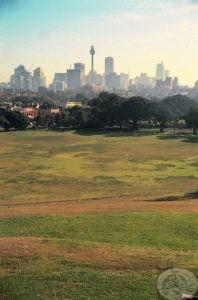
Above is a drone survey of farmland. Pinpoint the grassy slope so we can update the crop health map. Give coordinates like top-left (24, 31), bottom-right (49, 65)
top-left (0, 212), bottom-right (198, 250)
top-left (0, 129), bottom-right (197, 203)
top-left (0, 212), bottom-right (198, 299)
top-left (0, 130), bottom-right (197, 299)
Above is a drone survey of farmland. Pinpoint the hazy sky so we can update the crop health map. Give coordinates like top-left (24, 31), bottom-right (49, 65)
top-left (0, 0), bottom-right (198, 85)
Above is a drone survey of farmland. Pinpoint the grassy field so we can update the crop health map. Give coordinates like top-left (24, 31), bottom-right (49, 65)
top-left (0, 129), bottom-right (198, 299)
top-left (0, 212), bottom-right (198, 299)
top-left (0, 129), bottom-right (197, 204)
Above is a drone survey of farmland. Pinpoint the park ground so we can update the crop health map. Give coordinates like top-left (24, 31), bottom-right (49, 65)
top-left (0, 129), bottom-right (197, 299)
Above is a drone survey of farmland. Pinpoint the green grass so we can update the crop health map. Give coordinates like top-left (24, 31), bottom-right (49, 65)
top-left (0, 129), bottom-right (198, 299)
top-left (0, 129), bottom-right (198, 203)
top-left (0, 257), bottom-right (158, 300)
top-left (0, 212), bottom-right (198, 299)
top-left (0, 212), bottom-right (198, 250)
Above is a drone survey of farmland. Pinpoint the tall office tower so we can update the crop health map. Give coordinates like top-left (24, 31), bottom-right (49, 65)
top-left (105, 57), bottom-right (114, 76)
top-left (10, 65), bottom-right (32, 90)
top-left (165, 77), bottom-right (173, 88)
top-left (86, 71), bottom-right (103, 86)
top-left (172, 77), bottom-right (179, 88)
top-left (105, 72), bottom-right (120, 90)
top-left (128, 79), bottom-right (134, 88)
top-left (120, 73), bottom-right (129, 90)
top-left (194, 80), bottom-right (198, 89)
top-left (134, 73), bottom-right (150, 87)
top-left (156, 62), bottom-right (165, 80)
top-left (74, 63), bottom-right (85, 86)
top-left (165, 70), bottom-right (170, 79)
top-left (32, 67), bottom-right (46, 92)
top-left (67, 63), bottom-right (85, 90)
top-left (53, 73), bottom-right (67, 91)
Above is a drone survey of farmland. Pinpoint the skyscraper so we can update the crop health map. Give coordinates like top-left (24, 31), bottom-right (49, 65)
top-left (173, 77), bottom-right (179, 88)
top-left (67, 63), bottom-right (85, 89)
top-left (120, 73), bottom-right (129, 90)
top-left (86, 71), bottom-right (103, 86)
top-left (156, 62), bottom-right (165, 80)
top-left (105, 73), bottom-right (120, 90)
top-left (74, 63), bottom-right (85, 86)
top-left (33, 67), bottom-right (46, 92)
top-left (105, 57), bottom-right (114, 76)
top-left (10, 65), bottom-right (32, 90)
top-left (53, 73), bottom-right (67, 91)
top-left (165, 70), bottom-right (170, 79)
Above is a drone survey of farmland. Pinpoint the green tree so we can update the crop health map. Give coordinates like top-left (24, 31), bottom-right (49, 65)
top-left (10, 111), bottom-right (30, 130)
top-left (163, 95), bottom-right (195, 120)
top-left (35, 111), bottom-right (53, 128)
top-left (0, 109), bottom-right (29, 130)
top-left (88, 92), bottom-right (123, 128)
top-left (184, 104), bottom-right (198, 135)
top-left (121, 97), bottom-right (150, 130)
top-left (0, 109), bottom-right (11, 130)
top-left (68, 107), bottom-right (91, 128)
top-left (149, 102), bottom-right (173, 132)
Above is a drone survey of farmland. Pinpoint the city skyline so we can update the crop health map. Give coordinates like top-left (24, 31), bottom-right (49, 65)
top-left (0, 0), bottom-right (198, 86)
top-left (8, 57), bottom-right (178, 89)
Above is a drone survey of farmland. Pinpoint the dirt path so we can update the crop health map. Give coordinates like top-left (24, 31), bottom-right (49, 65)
top-left (0, 237), bottom-right (191, 273)
top-left (0, 196), bottom-right (197, 217)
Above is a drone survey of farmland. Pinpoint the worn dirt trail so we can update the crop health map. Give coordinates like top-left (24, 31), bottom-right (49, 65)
top-left (0, 196), bottom-right (197, 217)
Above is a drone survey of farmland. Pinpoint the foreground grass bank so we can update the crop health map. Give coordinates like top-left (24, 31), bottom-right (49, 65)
top-left (0, 129), bottom-right (197, 204)
top-left (0, 129), bottom-right (197, 299)
top-left (1, 212), bottom-right (198, 250)
top-left (0, 212), bottom-right (198, 299)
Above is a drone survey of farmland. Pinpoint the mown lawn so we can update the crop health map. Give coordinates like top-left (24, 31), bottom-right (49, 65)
top-left (0, 212), bottom-right (198, 299)
top-left (0, 212), bottom-right (198, 250)
top-left (0, 129), bottom-right (197, 299)
top-left (0, 129), bottom-right (197, 203)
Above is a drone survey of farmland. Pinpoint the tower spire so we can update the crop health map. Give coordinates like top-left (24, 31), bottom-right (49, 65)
top-left (90, 45), bottom-right (95, 72)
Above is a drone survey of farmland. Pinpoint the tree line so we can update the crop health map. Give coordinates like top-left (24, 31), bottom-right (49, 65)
top-left (0, 93), bottom-right (198, 134)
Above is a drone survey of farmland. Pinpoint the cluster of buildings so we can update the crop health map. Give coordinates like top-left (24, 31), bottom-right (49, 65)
top-left (1, 46), bottom-right (198, 99)
top-left (18, 107), bottom-right (61, 120)
top-left (9, 102), bottom-right (84, 122)
top-left (50, 48), bottom-right (130, 92)
top-left (130, 63), bottom-right (178, 90)
top-left (6, 47), bottom-right (131, 92)
top-left (10, 65), bottom-right (46, 92)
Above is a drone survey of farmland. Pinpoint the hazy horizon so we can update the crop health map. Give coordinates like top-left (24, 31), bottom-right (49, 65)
top-left (0, 0), bottom-right (198, 86)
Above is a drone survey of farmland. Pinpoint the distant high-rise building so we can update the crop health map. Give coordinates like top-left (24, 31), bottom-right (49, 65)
top-left (120, 73), bottom-right (129, 90)
top-left (128, 79), bottom-right (134, 88)
top-left (10, 65), bottom-right (32, 90)
top-left (105, 57), bottom-right (114, 76)
top-left (156, 62), bottom-right (165, 81)
top-left (194, 80), bottom-right (198, 89)
top-left (165, 70), bottom-right (170, 78)
top-left (53, 73), bottom-right (67, 91)
top-left (165, 77), bottom-right (173, 88)
top-left (105, 72), bottom-right (120, 90)
top-left (134, 73), bottom-right (150, 87)
top-left (173, 77), bottom-right (179, 87)
top-left (74, 63), bottom-right (85, 86)
top-left (86, 71), bottom-right (102, 86)
top-left (67, 63), bottom-right (85, 89)
top-left (104, 57), bottom-right (115, 88)
top-left (156, 79), bottom-right (164, 89)
top-left (33, 67), bottom-right (46, 92)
